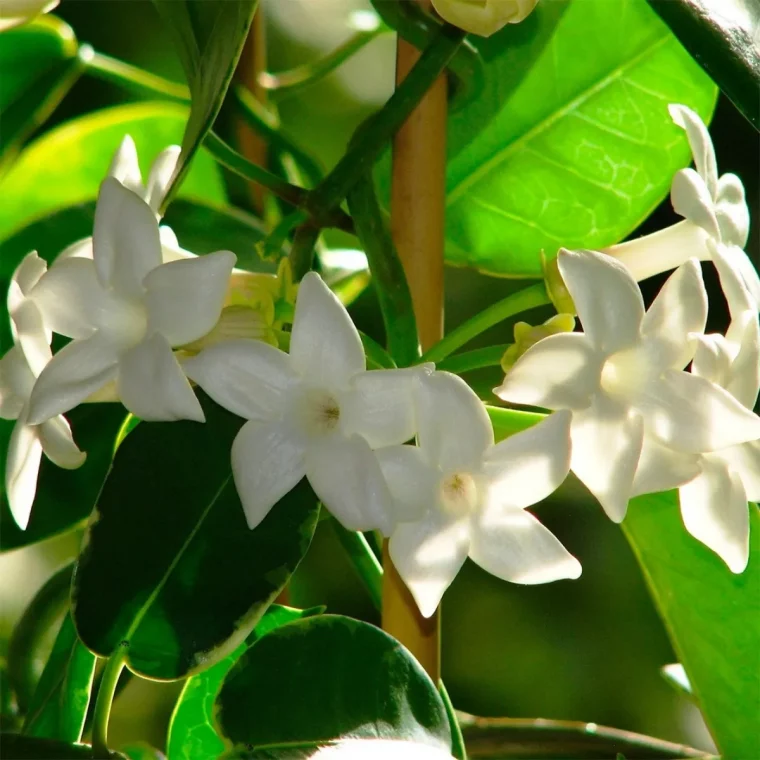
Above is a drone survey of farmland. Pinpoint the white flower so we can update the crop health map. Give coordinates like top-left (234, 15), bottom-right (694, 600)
top-left (380, 371), bottom-right (580, 618)
top-left (26, 178), bottom-right (235, 425)
top-left (0, 0), bottom-right (59, 32)
top-left (604, 104), bottom-right (759, 307)
top-left (184, 272), bottom-right (430, 535)
top-left (313, 740), bottom-right (455, 759)
top-left (0, 252), bottom-right (84, 529)
top-left (495, 249), bottom-right (760, 523)
top-left (431, 0), bottom-right (538, 37)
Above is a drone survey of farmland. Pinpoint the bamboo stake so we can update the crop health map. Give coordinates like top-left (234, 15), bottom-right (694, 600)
top-left (383, 0), bottom-right (448, 681)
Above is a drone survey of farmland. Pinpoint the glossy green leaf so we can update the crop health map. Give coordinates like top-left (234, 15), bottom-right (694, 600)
top-left (0, 17), bottom-right (83, 170)
top-left (153, 0), bottom-right (258, 205)
top-left (167, 605), bottom-right (321, 760)
top-left (72, 393), bottom-right (320, 680)
top-left (647, 0), bottom-right (760, 129)
top-left (0, 404), bottom-right (127, 553)
top-left (445, 0), bottom-right (718, 277)
top-left (22, 614), bottom-right (96, 743)
top-left (0, 102), bottom-right (226, 243)
top-left (215, 614), bottom-right (451, 752)
top-left (623, 493), bottom-right (760, 758)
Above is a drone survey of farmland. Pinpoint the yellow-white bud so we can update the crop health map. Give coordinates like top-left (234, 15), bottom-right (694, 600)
top-left (431, 0), bottom-right (539, 37)
top-left (501, 312), bottom-right (576, 372)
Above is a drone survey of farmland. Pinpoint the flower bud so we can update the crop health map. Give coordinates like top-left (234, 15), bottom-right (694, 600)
top-left (501, 312), bottom-right (576, 372)
top-left (0, 0), bottom-right (59, 31)
top-left (431, 0), bottom-right (538, 37)
top-left (542, 250), bottom-right (576, 315)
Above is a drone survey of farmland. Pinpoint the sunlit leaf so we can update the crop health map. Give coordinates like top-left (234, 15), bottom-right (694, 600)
top-left (72, 393), bottom-right (320, 680)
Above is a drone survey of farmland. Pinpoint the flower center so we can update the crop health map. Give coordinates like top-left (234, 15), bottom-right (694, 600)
top-left (440, 472), bottom-right (479, 517)
top-left (300, 388), bottom-right (342, 437)
top-left (600, 345), bottom-right (657, 402)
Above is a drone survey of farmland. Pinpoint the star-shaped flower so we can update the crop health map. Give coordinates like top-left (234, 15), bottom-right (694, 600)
top-left (184, 272), bottom-right (431, 535)
top-left (0, 252), bottom-right (85, 529)
top-left (380, 371), bottom-right (580, 618)
top-left (26, 178), bottom-right (236, 425)
top-left (495, 249), bottom-right (760, 522)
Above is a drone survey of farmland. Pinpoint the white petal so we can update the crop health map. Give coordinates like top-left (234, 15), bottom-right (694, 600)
top-left (341, 365), bottom-right (432, 449)
top-left (27, 332), bottom-right (119, 425)
top-left (557, 249), bottom-right (645, 353)
top-left (671, 169), bottom-right (720, 240)
top-left (107, 135), bottom-right (142, 193)
top-left (306, 434), bottom-right (395, 535)
top-left (54, 237), bottom-right (94, 263)
top-left (10, 299), bottom-right (51, 378)
top-left (483, 410), bottom-right (572, 511)
top-left (376, 444), bottom-right (437, 524)
top-left (570, 396), bottom-right (644, 522)
top-left (9, 251), bottom-right (47, 307)
top-left (471, 507), bottom-right (581, 585)
top-left (183, 339), bottom-right (297, 421)
top-left (159, 226), bottom-right (195, 262)
top-left (721, 440), bottom-right (760, 502)
top-left (669, 104), bottom-right (718, 199)
top-left (679, 457), bottom-right (749, 573)
top-left (289, 272), bottom-right (364, 390)
top-left (494, 332), bottom-right (602, 411)
top-left (640, 259), bottom-right (707, 370)
top-left (231, 418), bottom-right (308, 530)
top-left (389, 510), bottom-right (470, 618)
top-left (714, 244), bottom-right (760, 315)
top-left (630, 435), bottom-right (701, 497)
top-left (691, 334), bottom-right (733, 387)
top-left (38, 415), bottom-right (86, 469)
top-left (0, 347), bottom-right (31, 419)
top-left (118, 334), bottom-right (204, 422)
top-left (639, 370), bottom-right (760, 453)
top-left (92, 178), bottom-right (162, 297)
top-left (145, 146), bottom-right (181, 212)
top-left (725, 314), bottom-right (760, 410)
top-left (416, 371), bottom-right (492, 473)
top-left (313, 739), bottom-right (455, 760)
top-left (5, 410), bottom-right (43, 530)
top-left (715, 173), bottom-right (750, 248)
top-left (144, 251), bottom-right (236, 346)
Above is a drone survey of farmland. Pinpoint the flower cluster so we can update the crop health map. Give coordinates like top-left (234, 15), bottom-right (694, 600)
top-left (1, 104), bottom-right (758, 618)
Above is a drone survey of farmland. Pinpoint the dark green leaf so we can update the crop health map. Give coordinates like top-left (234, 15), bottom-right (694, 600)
top-left (0, 17), bottom-right (83, 170)
top-left (623, 493), bottom-right (760, 758)
top-left (0, 404), bottom-right (127, 552)
top-left (23, 614), bottom-right (96, 743)
top-left (215, 614), bottom-right (451, 752)
top-left (647, 0), bottom-right (760, 129)
top-left (0, 102), bottom-right (226, 244)
top-left (72, 393), bottom-right (319, 680)
top-left (153, 0), bottom-right (259, 206)
top-left (0, 734), bottom-right (126, 759)
top-left (444, 0), bottom-right (717, 277)
top-left (167, 605), bottom-right (322, 760)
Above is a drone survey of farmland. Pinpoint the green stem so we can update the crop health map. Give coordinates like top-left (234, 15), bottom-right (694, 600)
top-left (261, 29), bottom-right (386, 96)
top-left (90, 646), bottom-right (127, 759)
top-left (7, 563), bottom-right (74, 712)
top-left (306, 23), bottom-right (466, 219)
top-left (347, 175), bottom-right (419, 367)
top-left (439, 681), bottom-right (467, 760)
top-left (288, 223), bottom-right (321, 281)
top-left (438, 345), bottom-right (509, 375)
top-left (420, 283), bottom-right (550, 365)
top-left (330, 518), bottom-right (383, 611)
top-left (81, 48), bottom-right (189, 103)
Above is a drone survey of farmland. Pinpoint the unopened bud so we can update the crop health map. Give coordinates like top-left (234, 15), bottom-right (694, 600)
top-left (542, 250), bottom-right (576, 315)
top-left (501, 313), bottom-right (576, 372)
top-left (431, 0), bottom-right (539, 37)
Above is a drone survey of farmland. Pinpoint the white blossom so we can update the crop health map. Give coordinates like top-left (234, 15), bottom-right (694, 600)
top-left (381, 371), bottom-right (580, 618)
top-left (0, 252), bottom-right (84, 529)
top-left (26, 178), bottom-right (235, 425)
top-left (431, 0), bottom-right (538, 37)
top-left (495, 249), bottom-right (760, 523)
top-left (605, 104), bottom-right (759, 308)
top-left (184, 272), bottom-right (431, 535)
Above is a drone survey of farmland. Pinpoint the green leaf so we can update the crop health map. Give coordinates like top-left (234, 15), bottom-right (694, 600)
top-left (623, 493), bottom-right (760, 758)
top-left (646, 0), bottom-right (760, 129)
top-left (215, 614), bottom-right (451, 752)
top-left (152, 0), bottom-right (259, 206)
top-left (23, 614), bottom-right (96, 743)
top-left (0, 734), bottom-right (126, 759)
top-left (0, 17), bottom-right (83, 171)
top-left (0, 404), bottom-right (127, 553)
top-left (167, 605), bottom-right (322, 760)
top-left (72, 393), bottom-right (319, 680)
top-left (0, 102), bottom-right (226, 244)
top-left (444, 0), bottom-right (717, 277)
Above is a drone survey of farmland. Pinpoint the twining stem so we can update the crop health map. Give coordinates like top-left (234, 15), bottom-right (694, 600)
top-left (7, 563), bottom-right (74, 712)
top-left (330, 519), bottom-right (383, 611)
top-left (420, 282), bottom-right (551, 364)
top-left (383, 0), bottom-right (449, 682)
top-left (90, 645), bottom-right (128, 759)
